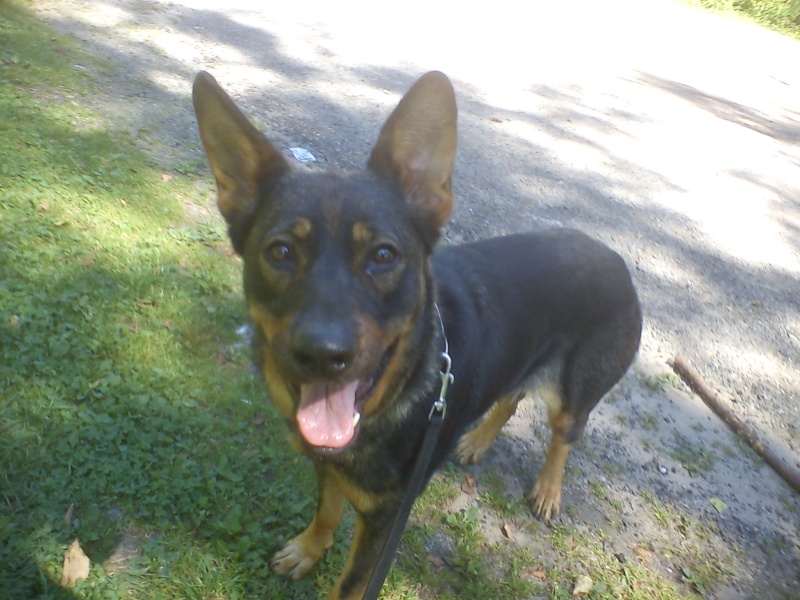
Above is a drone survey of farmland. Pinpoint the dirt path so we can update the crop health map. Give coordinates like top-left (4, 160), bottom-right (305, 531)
top-left (31, 0), bottom-right (800, 597)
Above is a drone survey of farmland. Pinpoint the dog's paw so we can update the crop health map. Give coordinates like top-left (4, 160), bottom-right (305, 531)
top-left (271, 534), bottom-right (326, 580)
top-left (526, 479), bottom-right (562, 522)
top-left (455, 429), bottom-right (491, 465)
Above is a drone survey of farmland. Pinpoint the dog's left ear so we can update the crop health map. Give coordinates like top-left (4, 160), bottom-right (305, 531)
top-left (368, 72), bottom-right (457, 238)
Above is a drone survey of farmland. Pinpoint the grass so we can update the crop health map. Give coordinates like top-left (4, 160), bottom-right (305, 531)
top-left (0, 3), bottom-right (750, 599)
top-left (685, 0), bottom-right (800, 39)
top-left (669, 432), bottom-right (716, 475)
top-left (640, 372), bottom-right (681, 393)
top-left (0, 3), bottom-right (324, 598)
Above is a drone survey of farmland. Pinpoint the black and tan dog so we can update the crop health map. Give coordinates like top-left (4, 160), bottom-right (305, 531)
top-left (193, 71), bottom-right (642, 599)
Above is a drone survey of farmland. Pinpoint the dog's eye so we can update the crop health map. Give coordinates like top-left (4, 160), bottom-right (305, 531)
top-left (369, 244), bottom-right (398, 267)
top-left (265, 241), bottom-right (294, 265)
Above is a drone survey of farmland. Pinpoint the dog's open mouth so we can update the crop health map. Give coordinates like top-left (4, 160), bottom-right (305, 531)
top-left (295, 354), bottom-right (389, 451)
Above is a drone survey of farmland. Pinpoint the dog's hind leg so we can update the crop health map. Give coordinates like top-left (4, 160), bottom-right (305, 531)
top-left (271, 465), bottom-right (345, 580)
top-left (528, 303), bottom-right (642, 520)
top-left (456, 392), bottom-right (524, 465)
top-left (526, 383), bottom-right (575, 521)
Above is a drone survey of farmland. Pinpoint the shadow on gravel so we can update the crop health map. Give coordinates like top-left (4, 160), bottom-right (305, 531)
top-left (637, 71), bottom-right (800, 145)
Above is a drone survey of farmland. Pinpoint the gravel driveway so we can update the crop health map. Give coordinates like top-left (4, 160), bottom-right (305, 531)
top-left (32, 0), bottom-right (800, 596)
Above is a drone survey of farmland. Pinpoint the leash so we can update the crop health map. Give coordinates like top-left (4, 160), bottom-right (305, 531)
top-left (362, 304), bottom-right (453, 600)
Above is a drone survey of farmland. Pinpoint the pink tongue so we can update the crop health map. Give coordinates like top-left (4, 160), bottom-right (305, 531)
top-left (297, 380), bottom-right (360, 448)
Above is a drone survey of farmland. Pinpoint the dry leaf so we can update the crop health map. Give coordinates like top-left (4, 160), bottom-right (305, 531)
top-left (501, 522), bottom-right (514, 540)
top-left (160, 173), bottom-right (173, 183)
top-left (252, 414), bottom-right (265, 426)
top-left (461, 474), bottom-right (477, 495)
top-left (531, 569), bottom-right (547, 579)
top-left (572, 574), bottom-right (593, 596)
top-left (710, 497), bottom-right (728, 514)
top-left (61, 539), bottom-right (90, 586)
top-left (427, 554), bottom-right (445, 569)
top-left (522, 568), bottom-right (547, 580)
top-left (64, 504), bottom-right (75, 527)
top-left (633, 546), bottom-right (655, 564)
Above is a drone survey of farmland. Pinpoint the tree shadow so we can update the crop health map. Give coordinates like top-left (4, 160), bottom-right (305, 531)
top-left (635, 71), bottom-right (800, 145)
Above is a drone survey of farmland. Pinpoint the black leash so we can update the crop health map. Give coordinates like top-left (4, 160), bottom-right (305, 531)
top-left (362, 305), bottom-right (453, 600)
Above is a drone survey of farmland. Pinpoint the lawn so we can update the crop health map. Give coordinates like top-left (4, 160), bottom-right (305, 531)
top-left (0, 4), bottom-right (329, 598)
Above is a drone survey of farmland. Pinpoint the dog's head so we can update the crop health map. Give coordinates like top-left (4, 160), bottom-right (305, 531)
top-left (193, 72), bottom-right (457, 454)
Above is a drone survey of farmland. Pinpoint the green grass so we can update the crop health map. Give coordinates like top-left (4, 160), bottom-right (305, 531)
top-left (669, 433), bottom-right (716, 475)
top-left (686, 0), bottom-right (800, 39)
top-left (0, 4), bottom-right (324, 598)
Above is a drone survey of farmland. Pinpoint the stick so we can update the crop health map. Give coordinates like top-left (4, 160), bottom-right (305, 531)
top-left (671, 354), bottom-right (800, 494)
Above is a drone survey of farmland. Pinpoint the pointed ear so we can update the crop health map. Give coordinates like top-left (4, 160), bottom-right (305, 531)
top-left (192, 71), bottom-right (290, 253)
top-left (367, 71), bottom-right (457, 236)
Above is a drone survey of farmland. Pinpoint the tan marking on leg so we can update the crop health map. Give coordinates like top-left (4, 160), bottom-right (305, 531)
top-left (526, 431), bottom-right (571, 521)
top-left (527, 385), bottom-right (574, 520)
top-left (456, 393), bottom-right (522, 465)
top-left (271, 475), bottom-right (345, 580)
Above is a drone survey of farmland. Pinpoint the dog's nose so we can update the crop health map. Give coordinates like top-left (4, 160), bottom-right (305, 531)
top-left (291, 323), bottom-right (356, 379)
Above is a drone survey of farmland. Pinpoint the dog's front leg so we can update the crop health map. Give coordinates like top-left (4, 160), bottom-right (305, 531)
top-left (328, 507), bottom-right (395, 600)
top-left (272, 464), bottom-right (345, 580)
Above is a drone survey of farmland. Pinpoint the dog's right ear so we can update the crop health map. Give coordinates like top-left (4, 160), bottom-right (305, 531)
top-left (193, 71), bottom-right (290, 254)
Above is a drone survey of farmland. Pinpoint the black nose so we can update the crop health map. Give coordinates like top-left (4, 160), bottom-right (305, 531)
top-left (291, 321), bottom-right (356, 379)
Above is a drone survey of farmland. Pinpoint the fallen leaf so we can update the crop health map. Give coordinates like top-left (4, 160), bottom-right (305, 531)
top-left (501, 522), bottom-right (514, 540)
top-left (461, 474), bottom-right (477, 495)
top-left (64, 504), bottom-right (74, 527)
top-left (8, 315), bottom-right (20, 328)
top-left (523, 568), bottom-right (547, 580)
top-left (252, 414), bottom-right (264, 426)
top-left (710, 497), bottom-right (727, 514)
top-left (61, 539), bottom-right (90, 586)
top-left (40, 201), bottom-right (50, 212)
top-left (633, 546), bottom-right (655, 564)
top-left (572, 574), bottom-right (593, 596)
top-left (160, 173), bottom-right (173, 183)
top-left (427, 554), bottom-right (445, 569)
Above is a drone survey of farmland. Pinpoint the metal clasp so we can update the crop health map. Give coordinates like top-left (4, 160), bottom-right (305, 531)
top-left (430, 351), bottom-right (453, 421)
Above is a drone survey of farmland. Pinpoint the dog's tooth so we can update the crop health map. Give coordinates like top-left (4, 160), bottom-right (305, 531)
top-left (353, 412), bottom-right (361, 427)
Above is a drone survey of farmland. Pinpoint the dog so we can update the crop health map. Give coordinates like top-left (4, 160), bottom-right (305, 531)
top-left (193, 70), bottom-right (642, 600)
